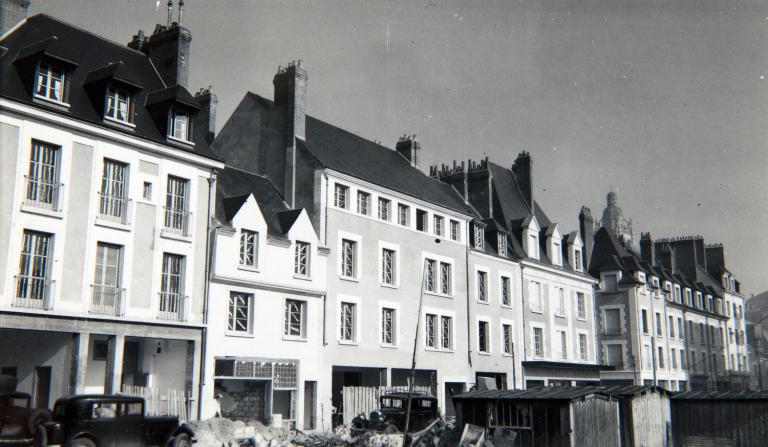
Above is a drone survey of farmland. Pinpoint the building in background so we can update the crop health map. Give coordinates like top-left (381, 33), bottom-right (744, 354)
top-left (0, 10), bottom-right (222, 417)
top-left (746, 291), bottom-right (768, 390)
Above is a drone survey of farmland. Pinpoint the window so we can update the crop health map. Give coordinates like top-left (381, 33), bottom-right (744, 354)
top-left (556, 288), bottom-right (566, 316)
top-left (99, 159), bottom-right (129, 223)
top-left (92, 243), bottom-right (122, 314)
top-left (503, 324), bottom-right (513, 354)
top-left (398, 204), bottom-right (409, 226)
top-left (576, 292), bottom-right (586, 319)
top-left (604, 309), bottom-right (621, 334)
top-left (498, 234), bottom-right (508, 257)
top-left (425, 259), bottom-right (436, 292)
top-left (607, 344), bottom-right (623, 367)
top-left (294, 241), bottom-right (310, 276)
top-left (340, 302), bottom-right (356, 341)
top-left (641, 309), bottom-right (649, 334)
top-left (426, 313), bottom-right (437, 348)
top-left (105, 85), bottom-right (131, 123)
top-left (93, 340), bottom-right (108, 361)
top-left (228, 292), bottom-right (252, 333)
top-left (441, 316), bottom-right (453, 349)
top-left (340, 239), bottom-right (357, 278)
top-left (668, 316), bottom-right (675, 338)
top-left (671, 348), bottom-right (677, 369)
top-left (699, 323), bottom-right (705, 343)
top-left (416, 209), bottom-right (428, 231)
top-left (603, 274), bottom-right (618, 292)
top-left (559, 330), bottom-right (568, 359)
top-left (239, 230), bottom-right (258, 267)
top-left (382, 248), bottom-right (396, 285)
top-left (579, 334), bottom-right (588, 360)
top-left (425, 258), bottom-right (451, 295)
top-left (552, 242), bottom-right (562, 266)
top-left (688, 321), bottom-right (695, 343)
top-left (142, 181), bottom-right (152, 200)
top-left (477, 271), bottom-right (488, 302)
top-left (473, 224), bottom-right (485, 249)
top-left (284, 299), bottom-right (306, 338)
top-left (678, 318), bottom-right (684, 339)
top-left (501, 276), bottom-right (511, 306)
top-left (574, 250), bottom-right (582, 271)
top-left (529, 281), bottom-right (542, 312)
top-left (15, 230), bottom-right (53, 306)
top-left (440, 262), bottom-right (451, 295)
top-left (680, 349), bottom-right (686, 369)
top-left (434, 216), bottom-right (443, 236)
top-left (357, 191), bottom-right (370, 215)
top-left (658, 347), bottom-right (665, 368)
top-left (528, 234), bottom-right (539, 259)
top-left (35, 62), bottom-right (66, 102)
top-left (378, 198), bottom-right (391, 221)
top-left (25, 141), bottom-right (61, 210)
top-left (450, 220), bottom-right (460, 241)
top-left (533, 327), bottom-right (544, 357)
top-left (164, 176), bottom-right (189, 235)
top-left (334, 184), bottom-right (349, 209)
top-left (478, 321), bottom-right (490, 353)
top-left (169, 109), bottom-right (191, 142)
top-left (655, 312), bottom-right (663, 336)
top-left (381, 307), bottom-right (396, 345)
top-left (159, 253), bottom-right (185, 320)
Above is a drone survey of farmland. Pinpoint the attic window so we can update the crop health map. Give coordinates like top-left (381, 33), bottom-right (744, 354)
top-left (552, 242), bottom-right (562, 266)
top-left (473, 224), bottom-right (484, 250)
top-left (416, 209), bottom-right (427, 232)
top-left (35, 62), bottom-right (67, 104)
top-left (497, 234), bottom-right (507, 257)
top-left (169, 109), bottom-right (191, 142)
top-left (528, 234), bottom-right (539, 259)
top-left (574, 249), bottom-right (582, 271)
top-left (105, 85), bottom-right (132, 124)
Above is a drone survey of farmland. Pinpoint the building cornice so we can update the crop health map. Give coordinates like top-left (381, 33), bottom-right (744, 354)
top-left (211, 273), bottom-right (325, 297)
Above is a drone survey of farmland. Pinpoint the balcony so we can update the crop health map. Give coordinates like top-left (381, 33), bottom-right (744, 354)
top-left (22, 175), bottom-right (63, 213)
top-left (603, 327), bottom-right (623, 335)
top-left (97, 192), bottom-right (132, 226)
top-left (90, 284), bottom-right (125, 316)
top-left (157, 292), bottom-right (188, 322)
top-left (162, 207), bottom-right (191, 238)
top-left (13, 275), bottom-right (54, 310)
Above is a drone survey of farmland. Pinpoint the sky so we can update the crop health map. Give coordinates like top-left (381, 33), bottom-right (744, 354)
top-left (29, 0), bottom-right (768, 295)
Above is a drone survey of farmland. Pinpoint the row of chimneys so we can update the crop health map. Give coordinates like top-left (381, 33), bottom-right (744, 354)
top-left (640, 231), bottom-right (728, 279)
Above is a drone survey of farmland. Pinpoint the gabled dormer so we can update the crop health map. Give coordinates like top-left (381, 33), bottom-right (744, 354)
top-left (522, 214), bottom-right (540, 260)
top-left (544, 224), bottom-right (563, 267)
top-left (223, 193), bottom-right (268, 272)
top-left (566, 231), bottom-right (584, 272)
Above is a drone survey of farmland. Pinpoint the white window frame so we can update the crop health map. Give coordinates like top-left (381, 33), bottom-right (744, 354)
top-left (356, 190), bottom-right (370, 215)
top-left (35, 61), bottom-right (67, 104)
top-left (555, 287), bottom-right (566, 317)
top-left (422, 252), bottom-right (454, 297)
top-left (338, 232), bottom-right (361, 280)
top-left (501, 320), bottom-right (514, 356)
top-left (476, 268), bottom-right (489, 303)
top-left (558, 329), bottom-right (568, 360)
top-left (450, 220), bottom-right (460, 241)
top-left (477, 317), bottom-right (491, 354)
top-left (284, 298), bottom-right (307, 339)
top-left (532, 325), bottom-right (545, 358)
top-left (338, 295), bottom-right (361, 344)
top-left (397, 203), bottom-right (410, 226)
top-left (499, 274), bottom-right (512, 307)
top-left (577, 331), bottom-right (589, 361)
top-left (576, 291), bottom-right (587, 320)
top-left (105, 85), bottom-right (132, 124)
top-left (423, 307), bottom-right (456, 352)
top-left (379, 301), bottom-right (400, 347)
top-left (334, 183), bottom-right (349, 209)
top-left (378, 197), bottom-right (391, 221)
top-left (434, 215), bottom-right (443, 237)
top-left (379, 241), bottom-right (399, 287)
top-left (239, 229), bottom-right (258, 269)
top-left (168, 109), bottom-right (191, 142)
top-left (227, 291), bottom-right (253, 335)
top-left (529, 280), bottom-right (543, 313)
top-left (294, 241), bottom-right (311, 278)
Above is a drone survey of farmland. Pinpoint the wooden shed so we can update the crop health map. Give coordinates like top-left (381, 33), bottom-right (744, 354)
top-left (600, 385), bottom-right (671, 447)
top-left (451, 387), bottom-right (621, 447)
top-left (671, 390), bottom-right (768, 447)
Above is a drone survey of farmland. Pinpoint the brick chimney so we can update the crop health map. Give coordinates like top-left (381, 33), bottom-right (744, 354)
top-left (512, 151), bottom-right (534, 212)
top-left (579, 206), bottom-right (594, 269)
top-left (135, 23), bottom-right (192, 88)
top-left (0, 0), bottom-right (29, 37)
top-left (273, 61), bottom-right (307, 207)
top-left (640, 232), bottom-right (655, 265)
top-left (194, 87), bottom-right (217, 145)
top-left (705, 244), bottom-right (726, 271)
top-left (396, 135), bottom-right (421, 169)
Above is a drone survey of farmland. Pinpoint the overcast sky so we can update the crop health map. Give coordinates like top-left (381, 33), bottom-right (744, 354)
top-left (30, 0), bottom-right (768, 295)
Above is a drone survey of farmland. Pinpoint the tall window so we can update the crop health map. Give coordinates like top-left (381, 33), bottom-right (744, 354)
top-left (503, 324), bottom-right (513, 354)
top-left (382, 248), bottom-right (396, 285)
top-left (92, 242), bottom-right (122, 314)
top-left (416, 209), bottom-right (428, 231)
top-left (641, 309), bottom-right (649, 333)
top-left (576, 292), bottom-right (586, 319)
top-left (529, 281), bottom-right (542, 312)
top-left (655, 312), bottom-right (663, 336)
top-left (559, 330), bottom-right (568, 359)
top-left (378, 198), bottom-right (391, 221)
top-left (169, 109), bottom-right (190, 141)
top-left (671, 348), bottom-right (677, 369)
top-left (557, 288), bottom-right (566, 316)
top-left (340, 239), bottom-right (357, 278)
top-left (26, 141), bottom-right (61, 209)
top-left (501, 276), bottom-right (511, 306)
top-left (528, 234), bottom-right (539, 259)
top-left (340, 302), bottom-right (356, 341)
top-left (552, 242), bottom-right (562, 266)
top-left (533, 327), bottom-right (544, 357)
top-left (99, 159), bottom-right (128, 223)
top-left (105, 85), bottom-right (131, 123)
top-left (574, 250), bottom-right (582, 271)
top-left (473, 224), bottom-right (485, 249)
top-left (381, 307), bottom-right (395, 345)
top-left (498, 235), bottom-right (507, 256)
top-left (688, 321), bottom-right (695, 343)
top-left (398, 204), bottom-right (409, 226)
top-left (477, 271), bottom-right (488, 302)
top-left (294, 241), bottom-right (310, 276)
top-left (668, 316), bottom-right (675, 338)
top-left (434, 216), bottom-right (443, 236)
top-left (478, 321), bottom-right (489, 353)
top-left (607, 345), bottom-right (623, 367)
top-left (239, 230), bottom-right (258, 267)
top-left (440, 261), bottom-right (452, 295)
top-left (159, 253), bottom-right (185, 320)
top-left (441, 316), bottom-right (453, 349)
top-left (228, 292), bottom-right (252, 333)
top-left (426, 313), bottom-right (437, 348)
top-left (284, 299), bottom-right (306, 337)
top-left (425, 259), bottom-right (436, 292)
top-left (579, 334), bottom-right (588, 360)
top-left (450, 220), bottom-right (460, 241)
top-left (357, 191), bottom-right (370, 215)
top-left (164, 176), bottom-right (189, 234)
top-left (658, 347), bottom-right (665, 368)
top-left (35, 62), bottom-right (65, 102)
top-left (15, 230), bottom-right (53, 306)
top-left (424, 259), bottom-right (451, 295)
top-left (678, 318), bottom-right (684, 340)
top-left (334, 184), bottom-right (349, 209)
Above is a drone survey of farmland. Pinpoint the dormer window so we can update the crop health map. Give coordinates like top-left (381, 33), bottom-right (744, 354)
top-left (552, 242), bottom-right (562, 266)
top-left (574, 249), bottom-right (582, 271)
top-left (497, 234), bottom-right (507, 257)
top-left (169, 109), bottom-right (190, 142)
top-left (35, 62), bottom-right (66, 103)
top-left (105, 85), bottom-right (132, 123)
top-left (696, 292), bottom-right (703, 309)
top-left (473, 223), bottom-right (485, 249)
top-left (528, 234), bottom-right (539, 259)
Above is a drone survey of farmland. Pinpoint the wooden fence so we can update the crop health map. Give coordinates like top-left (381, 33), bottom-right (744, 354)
top-left (341, 385), bottom-right (433, 426)
top-left (121, 385), bottom-right (189, 421)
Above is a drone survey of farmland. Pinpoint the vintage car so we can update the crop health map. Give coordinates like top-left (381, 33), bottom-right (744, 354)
top-left (351, 392), bottom-right (439, 434)
top-left (44, 395), bottom-right (195, 447)
top-left (0, 392), bottom-right (51, 447)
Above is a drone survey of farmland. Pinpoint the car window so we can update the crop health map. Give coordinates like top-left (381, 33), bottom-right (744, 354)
top-left (419, 399), bottom-right (434, 409)
top-left (120, 402), bottom-right (143, 417)
top-left (53, 403), bottom-right (66, 418)
top-left (9, 396), bottom-right (29, 409)
top-left (91, 402), bottom-right (118, 419)
top-left (381, 397), bottom-right (403, 409)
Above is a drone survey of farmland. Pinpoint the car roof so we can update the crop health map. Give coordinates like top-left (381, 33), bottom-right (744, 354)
top-left (56, 394), bottom-right (144, 405)
top-left (381, 392), bottom-right (436, 400)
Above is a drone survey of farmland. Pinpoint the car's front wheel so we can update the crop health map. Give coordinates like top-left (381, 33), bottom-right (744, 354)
top-left (168, 432), bottom-right (192, 447)
top-left (67, 437), bottom-right (96, 447)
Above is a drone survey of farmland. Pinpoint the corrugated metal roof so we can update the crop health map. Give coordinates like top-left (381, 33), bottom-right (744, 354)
top-left (453, 385), bottom-right (668, 402)
top-left (672, 390), bottom-right (768, 401)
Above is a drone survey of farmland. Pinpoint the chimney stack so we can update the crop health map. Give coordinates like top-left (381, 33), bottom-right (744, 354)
top-left (137, 22), bottom-right (192, 88)
top-left (396, 134), bottom-right (421, 169)
top-left (0, 0), bottom-right (30, 37)
top-left (273, 61), bottom-right (308, 207)
top-left (512, 151), bottom-right (534, 212)
top-left (640, 232), bottom-right (655, 265)
top-left (578, 206), bottom-right (594, 269)
top-left (194, 87), bottom-right (217, 145)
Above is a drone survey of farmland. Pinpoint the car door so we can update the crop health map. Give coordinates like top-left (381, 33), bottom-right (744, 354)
top-left (87, 402), bottom-right (118, 447)
top-left (114, 401), bottom-right (145, 447)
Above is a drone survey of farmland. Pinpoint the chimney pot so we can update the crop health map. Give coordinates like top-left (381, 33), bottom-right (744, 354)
top-left (395, 134), bottom-right (421, 169)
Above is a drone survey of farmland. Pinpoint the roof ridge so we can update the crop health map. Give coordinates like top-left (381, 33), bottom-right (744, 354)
top-left (222, 166), bottom-right (290, 209)
top-left (31, 13), bottom-right (150, 58)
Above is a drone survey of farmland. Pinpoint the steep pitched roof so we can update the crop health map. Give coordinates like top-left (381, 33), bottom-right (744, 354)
top-left (0, 14), bottom-right (217, 159)
top-left (487, 161), bottom-right (551, 229)
top-left (215, 167), bottom-right (290, 237)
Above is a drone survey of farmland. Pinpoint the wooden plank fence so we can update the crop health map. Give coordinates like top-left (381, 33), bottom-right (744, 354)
top-left (341, 385), bottom-right (433, 426)
top-left (121, 385), bottom-right (189, 421)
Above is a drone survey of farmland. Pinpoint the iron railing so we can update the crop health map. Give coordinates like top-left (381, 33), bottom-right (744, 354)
top-left (23, 175), bottom-right (63, 212)
top-left (157, 292), bottom-right (187, 321)
top-left (13, 275), bottom-right (54, 309)
top-left (90, 284), bottom-right (125, 316)
top-left (97, 192), bottom-right (131, 225)
top-left (162, 207), bottom-right (191, 237)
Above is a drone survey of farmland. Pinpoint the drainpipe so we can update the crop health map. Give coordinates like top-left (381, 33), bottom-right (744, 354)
top-left (197, 170), bottom-right (217, 420)
top-left (322, 171), bottom-right (329, 347)
top-left (465, 238), bottom-right (473, 368)
top-left (649, 285), bottom-right (658, 387)
top-left (682, 309), bottom-right (692, 391)
top-left (520, 265), bottom-right (528, 388)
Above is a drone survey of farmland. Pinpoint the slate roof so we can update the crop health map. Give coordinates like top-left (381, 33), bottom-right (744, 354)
top-left (215, 167), bottom-right (292, 237)
top-left (0, 14), bottom-right (218, 159)
top-left (672, 390), bottom-right (768, 401)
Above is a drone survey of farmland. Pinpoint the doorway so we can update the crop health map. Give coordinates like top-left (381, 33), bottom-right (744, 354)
top-left (444, 382), bottom-right (465, 417)
top-left (303, 381), bottom-right (316, 430)
top-left (34, 366), bottom-right (51, 409)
